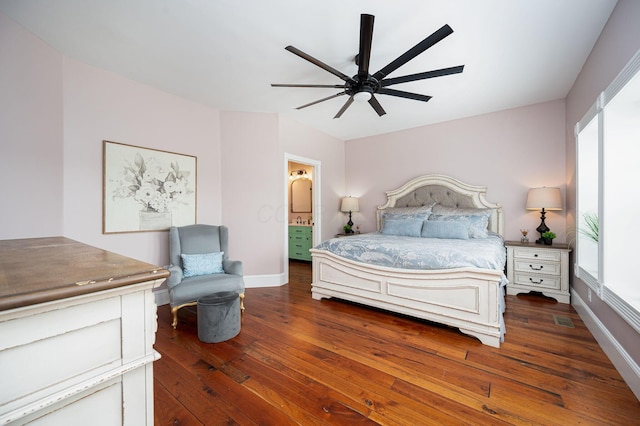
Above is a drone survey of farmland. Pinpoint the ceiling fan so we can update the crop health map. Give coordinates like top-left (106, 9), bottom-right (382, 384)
top-left (272, 14), bottom-right (464, 119)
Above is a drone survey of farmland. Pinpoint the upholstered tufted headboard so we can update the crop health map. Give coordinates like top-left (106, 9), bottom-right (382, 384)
top-left (376, 174), bottom-right (504, 235)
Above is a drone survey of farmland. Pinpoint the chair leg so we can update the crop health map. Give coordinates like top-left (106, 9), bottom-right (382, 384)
top-left (239, 292), bottom-right (245, 314)
top-left (170, 302), bottom-right (198, 329)
top-left (171, 306), bottom-right (179, 329)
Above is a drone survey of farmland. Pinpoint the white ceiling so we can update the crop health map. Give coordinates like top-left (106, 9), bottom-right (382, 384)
top-left (0, 0), bottom-right (618, 140)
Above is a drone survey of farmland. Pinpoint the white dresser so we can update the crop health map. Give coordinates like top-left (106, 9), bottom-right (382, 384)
top-left (0, 237), bottom-right (169, 425)
top-left (505, 241), bottom-right (572, 304)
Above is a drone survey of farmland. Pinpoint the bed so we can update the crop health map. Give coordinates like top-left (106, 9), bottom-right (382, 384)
top-left (310, 174), bottom-right (507, 347)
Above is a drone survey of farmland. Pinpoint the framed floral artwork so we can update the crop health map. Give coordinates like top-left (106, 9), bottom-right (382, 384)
top-left (103, 140), bottom-right (197, 233)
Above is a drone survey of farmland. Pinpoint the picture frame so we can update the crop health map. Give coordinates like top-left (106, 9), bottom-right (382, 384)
top-left (103, 140), bottom-right (197, 233)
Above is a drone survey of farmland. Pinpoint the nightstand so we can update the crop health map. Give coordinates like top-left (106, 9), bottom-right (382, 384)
top-left (505, 241), bottom-right (572, 304)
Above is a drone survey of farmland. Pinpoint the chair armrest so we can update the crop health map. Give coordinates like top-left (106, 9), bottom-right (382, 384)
top-left (166, 265), bottom-right (183, 288)
top-left (223, 259), bottom-right (243, 276)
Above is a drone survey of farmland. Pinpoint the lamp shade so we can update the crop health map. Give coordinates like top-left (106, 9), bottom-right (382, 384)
top-left (526, 187), bottom-right (562, 211)
top-left (340, 197), bottom-right (360, 213)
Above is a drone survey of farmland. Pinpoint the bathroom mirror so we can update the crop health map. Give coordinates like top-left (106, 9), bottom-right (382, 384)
top-left (291, 179), bottom-right (312, 213)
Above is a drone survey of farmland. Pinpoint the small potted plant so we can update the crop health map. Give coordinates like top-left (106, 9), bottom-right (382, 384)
top-left (541, 231), bottom-right (556, 245)
top-left (343, 224), bottom-right (353, 234)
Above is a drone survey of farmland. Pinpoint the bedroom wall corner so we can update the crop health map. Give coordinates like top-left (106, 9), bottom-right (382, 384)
top-left (220, 111), bottom-right (282, 277)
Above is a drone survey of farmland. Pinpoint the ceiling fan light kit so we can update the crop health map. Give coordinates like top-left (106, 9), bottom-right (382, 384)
top-left (353, 91), bottom-right (372, 102)
top-left (272, 13), bottom-right (464, 119)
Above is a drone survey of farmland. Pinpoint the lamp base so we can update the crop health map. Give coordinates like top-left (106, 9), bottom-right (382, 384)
top-left (535, 208), bottom-right (549, 245)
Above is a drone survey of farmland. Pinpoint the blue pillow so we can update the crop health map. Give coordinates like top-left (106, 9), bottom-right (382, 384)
top-left (380, 217), bottom-right (423, 237)
top-left (382, 204), bottom-right (434, 218)
top-left (381, 205), bottom-right (434, 228)
top-left (181, 252), bottom-right (224, 278)
top-left (429, 214), bottom-right (489, 238)
top-left (421, 220), bottom-right (470, 239)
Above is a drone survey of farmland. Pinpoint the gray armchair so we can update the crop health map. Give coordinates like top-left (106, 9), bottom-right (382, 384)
top-left (167, 224), bottom-right (245, 329)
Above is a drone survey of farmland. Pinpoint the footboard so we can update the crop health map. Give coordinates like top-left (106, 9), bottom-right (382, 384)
top-left (310, 249), bottom-right (505, 347)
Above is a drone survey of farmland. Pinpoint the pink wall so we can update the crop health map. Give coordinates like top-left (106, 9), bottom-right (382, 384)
top-left (62, 58), bottom-right (223, 264)
top-left (345, 100), bottom-right (567, 243)
top-left (220, 111), bottom-right (282, 275)
top-left (0, 13), bottom-right (64, 239)
top-left (279, 116), bottom-right (346, 242)
top-left (0, 10), bottom-right (347, 280)
top-left (565, 0), bottom-right (640, 369)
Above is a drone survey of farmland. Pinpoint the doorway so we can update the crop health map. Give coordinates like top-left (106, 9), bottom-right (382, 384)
top-left (284, 154), bottom-right (321, 284)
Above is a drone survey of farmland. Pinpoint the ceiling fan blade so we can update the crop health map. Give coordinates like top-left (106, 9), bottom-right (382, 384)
top-left (296, 92), bottom-right (347, 110)
top-left (285, 46), bottom-right (352, 82)
top-left (380, 65), bottom-right (464, 87)
top-left (358, 14), bottom-right (374, 79)
top-left (368, 95), bottom-right (386, 116)
top-left (272, 83), bottom-right (347, 88)
top-left (372, 24), bottom-right (454, 81)
top-left (378, 88), bottom-right (432, 103)
top-left (334, 97), bottom-right (354, 119)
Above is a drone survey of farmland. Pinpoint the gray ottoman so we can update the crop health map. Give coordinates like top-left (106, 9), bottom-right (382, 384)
top-left (197, 291), bottom-right (241, 343)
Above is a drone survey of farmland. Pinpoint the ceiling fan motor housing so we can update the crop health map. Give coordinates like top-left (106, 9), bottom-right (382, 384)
top-left (346, 76), bottom-right (379, 97)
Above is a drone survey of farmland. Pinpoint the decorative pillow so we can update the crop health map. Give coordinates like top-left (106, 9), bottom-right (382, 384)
top-left (430, 205), bottom-right (493, 238)
top-left (429, 214), bottom-right (490, 238)
top-left (431, 205), bottom-right (492, 218)
top-left (380, 217), bottom-right (423, 237)
top-left (383, 203), bottom-right (435, 217)
top-left (421, 220), bottom-right (470, 239)
top-left (181, 252), bottom-right (224, 278)
top-left (381, 204), bottom-right (435, 228)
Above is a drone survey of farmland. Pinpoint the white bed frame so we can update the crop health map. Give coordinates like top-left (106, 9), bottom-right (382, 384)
top-left (310, 174), bottom-right (506, 347)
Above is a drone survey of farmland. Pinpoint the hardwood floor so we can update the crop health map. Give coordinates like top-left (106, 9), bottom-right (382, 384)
top-left (154, 261), bottom-right (639, 425)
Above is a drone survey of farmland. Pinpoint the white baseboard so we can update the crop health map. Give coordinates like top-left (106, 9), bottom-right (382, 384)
top-left (153, 273), bottom-right (286, 307)
top-left (244, 273), bottom-right (287, 288)
top-left (572, 289), bottom-right (640, 400)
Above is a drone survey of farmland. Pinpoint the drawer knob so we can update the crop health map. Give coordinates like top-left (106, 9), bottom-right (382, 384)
top-left (534, 254), bottom-right (538, 257)
top-left (529, 278), bottom-right (543, 284)
top-left (529, 264), bottom-right (543, 271)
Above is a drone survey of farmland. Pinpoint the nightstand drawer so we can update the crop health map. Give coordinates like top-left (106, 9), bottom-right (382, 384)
top-left (514, 273), bottom-right (561, 290)
top-left (514, 260), bottom-right (561, 276)
top-left (513, 248), bottom-right (561, 262)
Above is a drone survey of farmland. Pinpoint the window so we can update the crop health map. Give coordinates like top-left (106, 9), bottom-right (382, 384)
top-left (576, 113), bottom-right (599, 285)
top-left (576, 49), bottom-right (640, 330)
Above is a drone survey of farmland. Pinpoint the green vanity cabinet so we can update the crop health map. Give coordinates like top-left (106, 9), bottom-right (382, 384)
top-left (288, 225), bottom-right (312, 261)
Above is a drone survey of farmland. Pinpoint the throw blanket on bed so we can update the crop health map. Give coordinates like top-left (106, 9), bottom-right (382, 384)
top-left (314, 232), bottom-right (506, 271)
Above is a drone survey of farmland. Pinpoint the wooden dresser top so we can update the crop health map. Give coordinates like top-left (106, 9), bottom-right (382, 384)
top-left (0, 237), bottom-right (169, 311)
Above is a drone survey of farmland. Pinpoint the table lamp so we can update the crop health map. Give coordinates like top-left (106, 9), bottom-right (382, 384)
top-left (526, 187), bottom-right (562, 244)
top-left (340, 197), bottom-right (359, 232)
